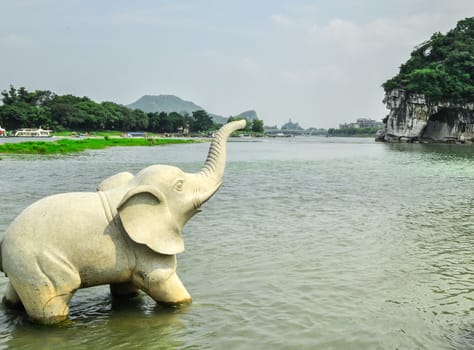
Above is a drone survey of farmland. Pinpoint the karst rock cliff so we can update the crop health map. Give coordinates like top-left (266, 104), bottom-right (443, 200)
top-left (379, 88), bottom-right (474, 143)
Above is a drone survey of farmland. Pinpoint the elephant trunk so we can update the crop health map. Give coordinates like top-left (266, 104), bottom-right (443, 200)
top-left (194, 120), bottom-right (246, 208)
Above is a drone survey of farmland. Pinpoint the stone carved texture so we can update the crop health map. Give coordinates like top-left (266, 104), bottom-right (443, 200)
top-left (383, 89), bottom-right (474, 142)
top-left (0, 120), bottom-right (246, 324)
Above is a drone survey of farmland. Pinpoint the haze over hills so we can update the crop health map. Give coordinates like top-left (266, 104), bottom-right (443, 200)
top-left (127, 94), bottom-right (258, 124)
top-left (234, 110), bottom-right (258, 121)
top-left (128, 95), bottom-right (201, 114)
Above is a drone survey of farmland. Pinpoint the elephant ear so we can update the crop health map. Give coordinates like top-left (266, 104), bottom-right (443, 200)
top-left (117, 185), bottom-right (184, 255)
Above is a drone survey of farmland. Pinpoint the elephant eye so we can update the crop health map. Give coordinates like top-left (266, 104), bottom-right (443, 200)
top-left (174, 180), bottom-right (184, 191)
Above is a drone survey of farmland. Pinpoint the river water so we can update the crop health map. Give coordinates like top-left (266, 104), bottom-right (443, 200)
top-left (0, 137), bottom-right (473, 349)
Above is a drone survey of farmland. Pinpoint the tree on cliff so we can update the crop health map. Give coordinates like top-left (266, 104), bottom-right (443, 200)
top-left (383, 17), bottom-right (474, 103)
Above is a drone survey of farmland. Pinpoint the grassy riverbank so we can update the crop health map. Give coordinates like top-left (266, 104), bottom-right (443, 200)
top-left (0, 137), bottom-right (196, 155)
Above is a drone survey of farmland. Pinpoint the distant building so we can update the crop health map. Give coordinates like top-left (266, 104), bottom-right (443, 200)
top-left (264, 120), bottom-right (306, 136)
top-left (340, 118), bottom-right (383, 129)
top-left (281, 119), bottom-right (304, 130)
top-left (264, 125), bottom-right (279, 131)
top-left (356, 118), bottom-right (383, 128)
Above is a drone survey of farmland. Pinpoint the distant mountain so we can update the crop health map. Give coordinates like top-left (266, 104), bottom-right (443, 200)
top-left (209, 114), bottom-right (228, 124)
top-left (128, 95), bottom-right (203, 114)
top-left (211, 110), bottom-right (259, 124)
top-left (127, 95), bottom-right (259, 124)
top-left (234, 110), bottom-right (258, 121)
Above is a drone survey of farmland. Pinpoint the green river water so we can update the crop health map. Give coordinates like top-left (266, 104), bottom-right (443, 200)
top-left (0, 137), bottom-right (473, 349)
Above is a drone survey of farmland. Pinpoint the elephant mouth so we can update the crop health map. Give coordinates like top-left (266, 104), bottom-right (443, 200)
top-left (193, 181), bottom-right (222, 210)
top-left (191, 208), bottom-right (202, 216)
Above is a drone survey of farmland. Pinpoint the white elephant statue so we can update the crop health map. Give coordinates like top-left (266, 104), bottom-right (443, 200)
top-left (0, 120), bottom-right (246, 324)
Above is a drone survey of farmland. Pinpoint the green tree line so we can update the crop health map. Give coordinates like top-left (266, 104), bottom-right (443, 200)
top-left (383, 17), bottom-right (474, 103)
top-left (0, 86), bottom-right (264, 134)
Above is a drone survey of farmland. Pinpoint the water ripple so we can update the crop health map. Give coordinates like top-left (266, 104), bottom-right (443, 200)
top-left (0, 139), bottom-right (473, 349)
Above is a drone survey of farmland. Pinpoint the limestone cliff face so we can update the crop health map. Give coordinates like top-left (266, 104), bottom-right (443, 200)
top-left (381, 89), bottom-right (474, 142)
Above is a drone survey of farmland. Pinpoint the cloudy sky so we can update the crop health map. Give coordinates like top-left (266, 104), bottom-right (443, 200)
top-left (1, 1), bottom-right (473, 129)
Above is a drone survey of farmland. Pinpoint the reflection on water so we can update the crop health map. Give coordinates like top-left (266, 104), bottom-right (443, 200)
top-left (0, 288), bottom-right (187, 350)
top-left (0, 137), bottom-right (473, 349)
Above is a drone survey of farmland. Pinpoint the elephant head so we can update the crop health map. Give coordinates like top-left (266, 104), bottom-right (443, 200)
top-left (111, 120), bottom-right (246, 256)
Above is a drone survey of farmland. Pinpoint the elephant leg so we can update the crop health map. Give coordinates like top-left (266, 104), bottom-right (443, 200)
top-left (11, 273), bottom-right (79, 324)
top-left (10, 277), bottom-right (76, 324)
top-left (110, 282), bottom-right (139, 297)
top-left (2, 282), bottom-right (23, 309)
top-left (31, 293), bottom-right (74, 325)
top-left (141, 272), bottom-right (192, 305)
top-left (7, 258), bottom-right (81, 324)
